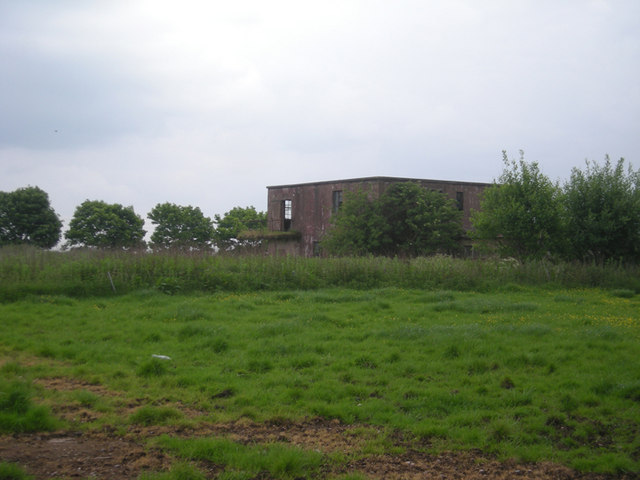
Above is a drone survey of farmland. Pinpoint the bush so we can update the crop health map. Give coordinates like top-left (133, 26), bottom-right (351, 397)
top-left (564, 157), bottom-right (640, 263)
top-left (472, 151), bottom-right (564, 259)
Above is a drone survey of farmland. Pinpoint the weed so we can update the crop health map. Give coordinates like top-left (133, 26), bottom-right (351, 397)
top-left (156, 277), bottom-right (182, 295)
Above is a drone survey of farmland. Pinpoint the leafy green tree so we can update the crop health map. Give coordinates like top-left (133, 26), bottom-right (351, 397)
top-left (323, 183), bottom-right (463, 257)
top-left (321, 190), bottom-right (387, 256)
top-left (147, 203), bottom-right (214, 252)
top-left (213, 206), bottom-right (267, 251)
top-left (471, 151), bottom-right (564, 259)
top-left (378, 182), bottom-right (463, 256)
top-left (563, 156), bottom-right (640, 263)
top-left (64, 200), bottom-right (146, 249)
top-left (0, 186), bottom-right (62, 249)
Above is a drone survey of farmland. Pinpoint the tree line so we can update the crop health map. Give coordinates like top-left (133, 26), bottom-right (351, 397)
top-left (472, 152), bottom-right (640, 263)
top-left (323, 152), bottom-right (640, 263)
top-left (2, 152), bottom-right (639, 262)
top-left (0, 190), bottom-right (266, 252)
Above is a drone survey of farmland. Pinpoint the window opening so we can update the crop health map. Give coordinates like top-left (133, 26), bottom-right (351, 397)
top-left (332, 190), bottom-right (343, 214)
top-left (456, 192), bottom-right (464, 211)
top-left (282, 199), bottom-right (292, 231)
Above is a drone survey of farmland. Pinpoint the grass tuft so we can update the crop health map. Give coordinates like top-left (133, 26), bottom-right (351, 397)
top-left (0, 462), bottom-right (33, 480)
top-left (0, 381), bottom-right (58, 434)
top-left (155, 436), bottom-right (323, 479)
top-left (129, 406), bottom-right (182, 426)
top-left (137, 359), bottom-right (170, 377)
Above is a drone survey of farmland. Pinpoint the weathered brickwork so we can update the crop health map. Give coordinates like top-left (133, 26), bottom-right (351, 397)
top-left (266, 176), bottom-right (491, 256)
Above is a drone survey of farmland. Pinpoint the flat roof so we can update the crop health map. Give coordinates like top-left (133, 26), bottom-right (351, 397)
top-left (267, 176), bottom-right (493, 189)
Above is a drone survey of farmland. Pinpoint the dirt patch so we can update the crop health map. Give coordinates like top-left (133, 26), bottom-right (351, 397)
top-left (1, 374), bottom-right (635, 479)
top-left (34, 377), bottom-right (117, 396)
top-left (1, 421), bottom-right (631, 480)
top-left (0, 431), bottom-right (170, 480)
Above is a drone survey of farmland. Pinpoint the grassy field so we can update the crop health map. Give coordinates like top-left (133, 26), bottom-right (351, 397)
top-left (1, 283), bottom-right (639, 477)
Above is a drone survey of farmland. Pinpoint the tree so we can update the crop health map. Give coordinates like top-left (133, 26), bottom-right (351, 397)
top-left (323, 182), bottom-right (463, 257)
top-left (378, 182), bottom-right (463, 256)
top-left (64, 200), bottom-right (146, 249)
top-left (471, 151), bottom-right (564, 259)
top-left (147, 203), bottom-right (214, 252)
top-left (213, 206), bottom-right (267, 251)
top-left (563, 156), bottom-right (640, 263)
top-left (321, 190), bottom-right (387, 256)
top-left (0, 186), bottom-right (62, 249)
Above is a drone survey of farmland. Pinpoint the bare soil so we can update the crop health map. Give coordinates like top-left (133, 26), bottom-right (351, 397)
top-left (0, 377), bottom-right (634, 479)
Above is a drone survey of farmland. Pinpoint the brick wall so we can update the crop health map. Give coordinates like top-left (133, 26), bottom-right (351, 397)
top-left (266, 177), bottom-right (491, 256)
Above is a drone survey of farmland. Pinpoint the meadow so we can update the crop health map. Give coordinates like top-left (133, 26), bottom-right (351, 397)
top-left (1, 248), bottom-right (639, 478)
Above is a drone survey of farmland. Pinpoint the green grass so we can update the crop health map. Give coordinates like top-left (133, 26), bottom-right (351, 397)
top-left (153, 436), bottom-right (323, 479)
top-left (1, 285), bottom-right (639, 474)
top-left (129, 405), bottom-right (183, 426)
top-left (0, 379), bottom-right (59, 434)
top-left (139, 462), bottom-right (205, 480)
top-left (0, 462), bottom-right (33, 480)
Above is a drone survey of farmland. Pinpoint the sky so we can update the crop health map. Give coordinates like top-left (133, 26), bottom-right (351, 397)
top-left (1, 0), bottom-right (639, 238)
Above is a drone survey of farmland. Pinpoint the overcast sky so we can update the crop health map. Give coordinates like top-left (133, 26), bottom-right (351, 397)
top-left (1, 0), bottom-right (638, 236)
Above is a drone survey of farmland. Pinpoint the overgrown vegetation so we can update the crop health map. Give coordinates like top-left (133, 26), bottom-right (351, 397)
top-left (471, 151), bottom-right (564, 259)
top-left (1, 246), bottom-right (639, 301)
top-left (473, 152), bottom-right (640, 263)
top-left (323, 183), bottom-right (463, 256)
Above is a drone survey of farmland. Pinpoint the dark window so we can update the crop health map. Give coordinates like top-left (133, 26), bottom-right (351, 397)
top-left (313, 241), bottom-right (321, 257)
top-left (282, 199), bottom-right (292, 231)
top-left (456, 191), bottom-right (464, 211)
top-left (332, 190), bottom-right (343, 213)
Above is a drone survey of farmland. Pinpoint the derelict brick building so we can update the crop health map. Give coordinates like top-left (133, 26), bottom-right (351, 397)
top-left (265, 176), bottom-right (490, 257)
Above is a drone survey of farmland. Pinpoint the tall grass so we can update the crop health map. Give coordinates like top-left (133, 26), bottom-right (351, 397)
top-left (1, 246), bottom-right (639, 300)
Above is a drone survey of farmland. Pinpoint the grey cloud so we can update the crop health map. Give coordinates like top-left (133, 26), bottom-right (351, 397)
top-left (0, 44), bottom-right (163, 150)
